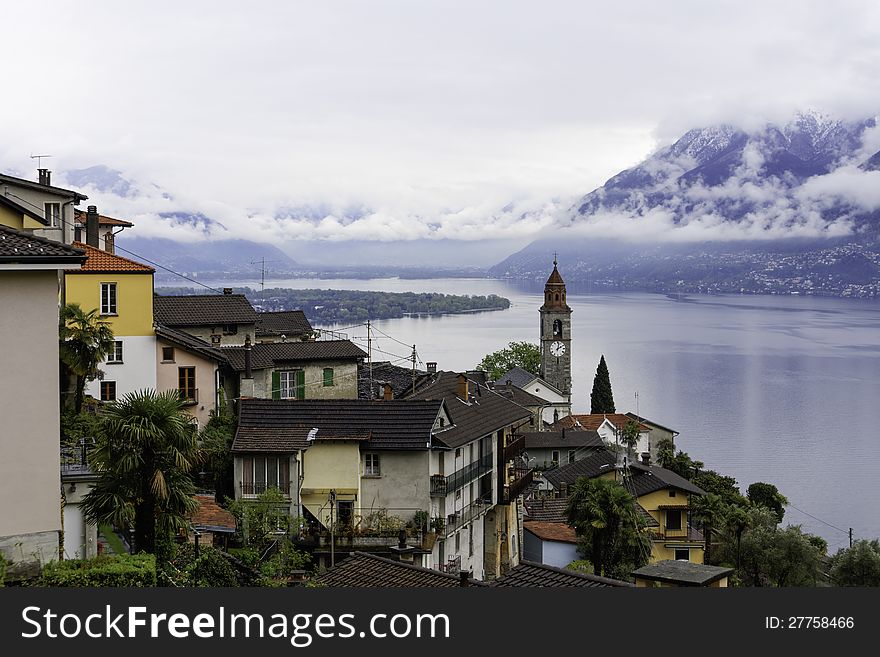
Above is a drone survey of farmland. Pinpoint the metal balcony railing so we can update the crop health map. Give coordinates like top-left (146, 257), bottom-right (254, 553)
top-left (503, 435), bottom-right (526, 462)
top-left (239, 481), bottom-right (291, 498)
top-left (178, 388), bottom-right (199, 405)
top-left (430, 474), bottom-right (447, 496)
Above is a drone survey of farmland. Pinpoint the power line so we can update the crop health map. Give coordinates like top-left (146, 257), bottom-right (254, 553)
top-left (785, 501), bottom-right (851, 536)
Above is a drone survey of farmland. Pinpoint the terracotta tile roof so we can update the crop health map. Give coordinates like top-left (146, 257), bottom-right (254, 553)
top-left (490, 561), bottom-right (633, 587)
top-left (523, 521), bottom-right (578, 544)
top-left (521, 429), bottom-right (604, 449)
top-left (407, 371), bottom-right (532, 449)
top-left (314, 551), bottom-right (486, 587)
top-left (189, 494), bottom-right (236, 530)
top-left (222, 340), bottom-right (366, 371)
top-left (74, 208), bottom-right (134, 227)
top-left (153, 294), bottom-right (258, 326)
top-left (256, 310), bottom-right (313, 337)
top-left (0, 224), bottom-right (86, 263)
top-left (69, 241), bottom-right (154, 273)
top-left (624, 412), bottom-right (679, 436)
top-left (552, 413), bottom-right (651, 432)
top-left (233, 398), bottom-right (444, 452)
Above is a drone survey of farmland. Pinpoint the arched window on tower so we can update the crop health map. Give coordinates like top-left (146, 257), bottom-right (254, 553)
top-left (553, 319), bottom-right (562, 337)
top-left (555, 293), bottom-right (559, 302)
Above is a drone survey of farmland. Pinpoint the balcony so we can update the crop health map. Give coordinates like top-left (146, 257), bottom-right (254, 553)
top-left (239, 481), bottom-right (292, 498)
top-left (178, 388), bottom-right (199, 406)
top-left (442, 495), bottom-right (492, 537)
top-left (442, 453), bottom-right (494, 495)
top-left (503, 435), bottom-right (526, 462)
top-left (430, 474), bottom-right (447, 497)
top-left (439, 555), bottom-right (461, 574)
top-left (502, 468), bottom-right (534, 504)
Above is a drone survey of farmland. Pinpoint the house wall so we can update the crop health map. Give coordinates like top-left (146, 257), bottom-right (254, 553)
top-left (301, 442), bottom-right (361, 526)
top-left (248, 360), bottom-right (359, 400)
top-left (636, 488), bottom-right (704, 564)
top-left (0, 270), bottom-right (63, 570)
top-left (232, 453), bottom-right (300, 517)
top-left (0, 205), bottom-right (47, 231)
top-left (523, 528), bottom-right (544, 563)
top-left (2, 184), bottom-right (77, 244)
top-left (359, 450), bottom-right (430, 524)
top-left (182, 324), bottom-right (255, 347)
top-left (542, 539), bottom-right (578, 568)
top-left (64, 272), bottom-right (154, 336)
top-left (156, 338), bottom-right (218, 427)
top-left (62, 481), bottom-right (99, 559)
top-left (84, 335), bottom-right (157, 401)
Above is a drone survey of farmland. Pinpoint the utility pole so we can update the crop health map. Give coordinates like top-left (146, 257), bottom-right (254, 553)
top-left (849, 527), bottom-right (853, 548)
top-left (411, 344), bottom-right (417, 395)
top-left (330, 489), bottom-right (336, 568)
top-left (367, 321), bottom-right (373, 395)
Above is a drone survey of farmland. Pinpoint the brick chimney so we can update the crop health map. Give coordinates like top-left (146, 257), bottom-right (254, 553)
top-left (240, 336), bottom-right (255, 398)
top-left (383, 383), bottom-right (393, 401)
top-left (459, 570), bottom-right (470, 587)
top-left (86, 206), bottom-right (100, 248)
top-left (389, 528), bottom-right (415, 563)
top-left (641, 452), bottom-right (650, 465)
top-left (426, 362), bottom-right (437, 374)
top-left (223, 288), bottom-right (233, 295)
top-left (38, 169), bottom-right (51, 186)
top-left (456, 373), bottom-right (469, 400)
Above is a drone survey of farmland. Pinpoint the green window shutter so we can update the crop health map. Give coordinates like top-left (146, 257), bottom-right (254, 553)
top-left (296, 369), bottom-right (305, 399)
top-left (323, 367), bottom-right (334, 387)
top-left (271, 370), bottom-right (281, 400)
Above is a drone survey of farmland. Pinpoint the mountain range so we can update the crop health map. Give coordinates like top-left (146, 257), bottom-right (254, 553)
top-left (491, 111), bottom-right (880, 297)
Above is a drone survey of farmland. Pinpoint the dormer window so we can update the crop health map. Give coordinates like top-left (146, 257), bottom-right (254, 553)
top-left (44, 202), bottom-right (61, 227)
top-left (222, 324), bottom-right (238, 335)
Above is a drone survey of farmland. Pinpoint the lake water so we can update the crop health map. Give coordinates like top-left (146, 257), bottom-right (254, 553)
top-left (211, 276), bottom-right (880, 551)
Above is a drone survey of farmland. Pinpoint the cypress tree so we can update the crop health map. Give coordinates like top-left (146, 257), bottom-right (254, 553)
top-left (590, 354), bottom-right (616, 414)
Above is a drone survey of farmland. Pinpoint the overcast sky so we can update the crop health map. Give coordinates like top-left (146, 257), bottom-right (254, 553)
top-left (2, 1), bottom-right (879, 248)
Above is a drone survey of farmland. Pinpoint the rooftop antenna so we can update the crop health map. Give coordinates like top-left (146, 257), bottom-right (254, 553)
top-left (30, 153), bottom-right (53, 168)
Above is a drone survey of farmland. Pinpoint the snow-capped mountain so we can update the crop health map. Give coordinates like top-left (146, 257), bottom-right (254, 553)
top-left (492, 112), bottom-right (880, 297)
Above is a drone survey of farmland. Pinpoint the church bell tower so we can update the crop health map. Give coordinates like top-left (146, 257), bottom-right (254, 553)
top-left (540, 256), bottom-right (572, 395)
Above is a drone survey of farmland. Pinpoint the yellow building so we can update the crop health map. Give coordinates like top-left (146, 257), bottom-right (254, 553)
top-left (64, 242), bottom-right (156, 402)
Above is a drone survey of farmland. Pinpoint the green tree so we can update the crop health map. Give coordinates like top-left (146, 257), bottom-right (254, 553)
top-left (737, 507), bottom-right (823, 586)
top-left (747, 482), bottom-right (787, 524)
top-left (619, 419), bottom-right (641, 456)
top-left (477, 341), bottom-right (541, 381)
top-left (565, 477), bottom-right (650, 579)
top-left (59, 303), bottom-right (115, 413)
top-left (722, 505), bottom-right (752, 571)
top-left (656, 439), bottom-right (704, 480)
top-left (830, 539), bottom-right (880, 587)
top-left (80, 390), bottom-right (200, 554)
top-left (691, 493), bottom-right (726, 564)
top-left (692, 469), bottom-right (748, 508)
top-left (199, 406), bottom-right (237, 502)
top-left (589, 355), bottom-right (615, 414)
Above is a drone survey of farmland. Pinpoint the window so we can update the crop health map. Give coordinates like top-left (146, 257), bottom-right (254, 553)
top-left (222, 324), bottom-right (238, 335)
top-left (455, 489), bottom-right (462, 501)
top-left (669, 490), bottom-right (677, 497)
top-left (162, 346), bottom-right (175, 362)
top-left (666, 509), bottom-right (682, 531)
top-left (468, 524), bottom-right (473, 557)
top-left (241, 456), bottom-right (290, 496)
top-left (210, 335), bottom-right (221, 345)
top-left (100, 381), bottom-right (116, 402)
top-left (553, 319), bottom-right (562, 337)
top-left (568, 450), bottom-right (576, 464)
top-left (364, 453), bottom-right (380, 477)
top-left (551, 450), bottom-right (560, 464)
top-left (107, 341), bottom-right (123, 363)
top-left (674, 548), bottom-right (690, 561)
top-left (337, 500), bottom-right (354, 529)
top-left (274, 369), bottom-right (304, 399)
top-left (44, 202), bottom-right (61, 227)
top-left (323, 367), bottom-right (334, 387)
top-left (100, 282), bottom-right (117, 315)
top-left (179, 367), bottom-right (196, 403)
top-left (455, 532), bottom-right (460, 553)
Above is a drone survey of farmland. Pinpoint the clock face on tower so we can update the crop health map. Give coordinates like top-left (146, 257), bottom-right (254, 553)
top-left (550, 341), bottom-right (566, 357)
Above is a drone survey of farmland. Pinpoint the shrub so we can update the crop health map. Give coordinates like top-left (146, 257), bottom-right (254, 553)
top-left (189, 550), bottom-right (239, 587)
top-left (0, 553), bottom-right (7, 587)
top-left (40, 554), bottom-right (156, 587)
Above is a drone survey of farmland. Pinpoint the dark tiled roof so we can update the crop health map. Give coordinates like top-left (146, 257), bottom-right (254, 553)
top-left (358, 361), bottom-right (428, 400)
top-left (314, 552), bottom-right (486, 587)
top-left (491, 561), bottom-right (632, 588)
top-left (522, 430), bottom-right (603, 450)
top-left (637, 504), bottom-right (660, 528)
top-left (496, 366), bottom-right (537, 388)
top-left (492, 383), bottom-right (549, 408)
top-left (154, 324), bottom-right (227, 363)
top-left (74, 208), bottom-right (134, 227)
top-left (625, 462), bottom-right (705, 497)
top-left (408, 371), bottom-right (532, 449)
top-left (222, 340), bottom-right (367, 371)
top-left (523, 521), bottom-right (577, 544)
top-left (153, 294), bottom-right (258, 327)
top-left (69, 242), bottom-right (154, 273)
top-left (624, 412), bottom-right (679, 435)
top-left (0, 172), bottom-right (88, 201)
top-left (524, 498), bottom-right (570, 523)
top-left (256, 310), bottom-right (313, 337)
top-left (233, 426), bottom-right (312, 453)
top-left (233, 398), bottom-right (443, 451)
top-left (0, 224), bottom-right (86, 263)
top-left (632, 560), bottom-right (733, 586)
top-left (543, 449), bottom-right (619, 489)
top-left (552, 414), bottom-right (651, 432)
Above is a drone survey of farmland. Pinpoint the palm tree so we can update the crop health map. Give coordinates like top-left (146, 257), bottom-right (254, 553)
top-left (80, 390), bottom-right (200, 554)
top-left (59, 303), bottom-right (115, 413)
top-left (691, 493), bottom-right (726, 564)
top-left (725, 505), bottom-right (751, 571)
top-left (565, 477), bottom-right (649, 578)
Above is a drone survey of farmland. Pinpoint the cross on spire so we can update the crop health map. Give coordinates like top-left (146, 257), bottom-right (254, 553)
top-left (553, 251), bottom-right (558, 267)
